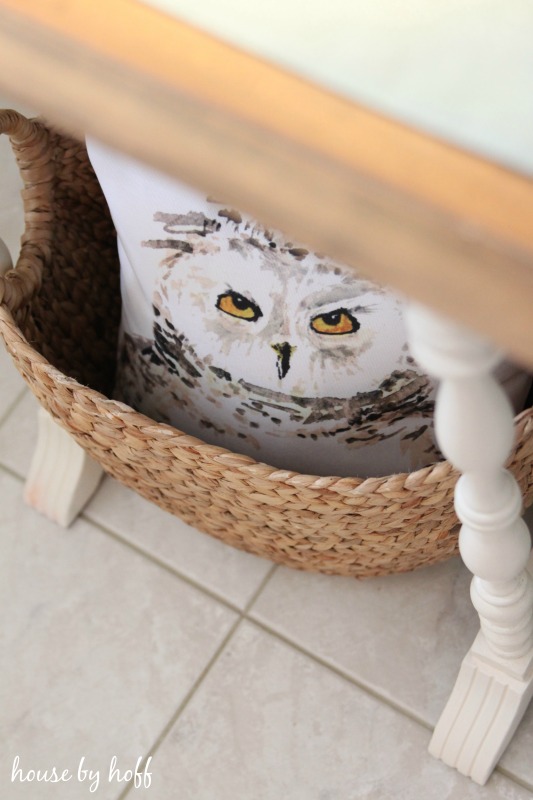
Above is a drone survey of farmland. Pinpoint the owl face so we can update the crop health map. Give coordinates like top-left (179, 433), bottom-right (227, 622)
top-left (152, 231), bottom-right (408, 398)
top-left (124, 205), bottom-right (438, 476)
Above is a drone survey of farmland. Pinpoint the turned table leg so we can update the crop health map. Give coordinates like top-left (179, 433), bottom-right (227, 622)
top-left (24, 407), bottom-right (104, 527)
top-left (406, 304), bottom-right (533, 785)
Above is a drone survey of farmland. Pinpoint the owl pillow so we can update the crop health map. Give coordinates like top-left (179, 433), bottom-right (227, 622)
top-left (86, 139), bottom-right (531, 478)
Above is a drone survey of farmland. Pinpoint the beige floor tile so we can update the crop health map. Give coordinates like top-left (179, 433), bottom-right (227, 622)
top-left (84, 477), bottom-right (273, 609)
top-left (499, 702), bottom-right (533, 788)
top-left (0, 392), bottom-right (273, 608)
top-left (250, 556), bottom-right (478, 725)
top-left (0, 471), bottom-right (237, 800)
top-left (131, 621), bottom-right (530, 800)
top-left (250, 549), bottom-right (533, 789)
top-left (0, 390), bottom-right (37, 474)
top-left (0, 347), bottom-right (25, 423)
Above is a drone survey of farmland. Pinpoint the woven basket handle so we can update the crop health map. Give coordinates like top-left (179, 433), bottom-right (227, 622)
top-left (0, 109), bottom-right (55, 313)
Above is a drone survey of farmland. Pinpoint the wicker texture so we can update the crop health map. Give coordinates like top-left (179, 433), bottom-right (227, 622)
top-left (1, 110), bottom-right (532, 578)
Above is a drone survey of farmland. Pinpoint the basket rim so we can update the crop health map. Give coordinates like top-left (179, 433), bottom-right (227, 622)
top-left (3, 301), bottom-right (532, 498)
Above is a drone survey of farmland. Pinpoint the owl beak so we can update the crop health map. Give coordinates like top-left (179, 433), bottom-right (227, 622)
top-left (271, 342), bottom-right (296, 379)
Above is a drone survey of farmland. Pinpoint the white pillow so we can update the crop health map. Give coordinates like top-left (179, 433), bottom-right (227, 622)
top-left (86, 138), bottom-right (530, 478)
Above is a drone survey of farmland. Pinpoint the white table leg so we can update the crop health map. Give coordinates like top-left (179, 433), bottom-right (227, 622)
top-left (24, 407), bottom-right (104, 527)
top-left (406, 304), bottom-right (533, 785)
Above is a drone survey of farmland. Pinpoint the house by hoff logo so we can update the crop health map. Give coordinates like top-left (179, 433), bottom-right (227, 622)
top-left (11, 755), bottom-right (153, 792)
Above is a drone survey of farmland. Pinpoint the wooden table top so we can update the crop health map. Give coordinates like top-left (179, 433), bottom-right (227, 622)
top-left (0, 0), bottom-right (532, 367)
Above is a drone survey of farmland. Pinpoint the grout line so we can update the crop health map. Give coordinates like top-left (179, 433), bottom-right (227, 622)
top-left (0, 459), bottom-right (26, 482)
top-left (82, 494), bottom-right (279, 615)
top-left (81, 511), bottom-right (247, 616)
top-left (242, 563), bottom-right (278, 614)
top-left (246, 614), bottom-right (434, 731)
top-left (117, 617), bottom-right (244, 799)
top-left (117, 570), bottom-right (278, 798)
top-left (496, 764), bottom-right (533, 793)
top-left (2, 459), bottom-right (277, 620)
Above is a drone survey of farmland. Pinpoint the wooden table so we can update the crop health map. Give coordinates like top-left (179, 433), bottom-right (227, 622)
top-left (0, 0), bottom-right (532, 366)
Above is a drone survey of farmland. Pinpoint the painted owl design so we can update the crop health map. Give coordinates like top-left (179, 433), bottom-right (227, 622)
top-left (115, 202), bottom-right (439, 477)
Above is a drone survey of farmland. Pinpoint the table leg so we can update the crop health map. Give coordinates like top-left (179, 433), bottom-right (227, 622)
top-left (406, 303), bottom-right (533, 785)
top-left (24, 406), bottom-right (104, 526)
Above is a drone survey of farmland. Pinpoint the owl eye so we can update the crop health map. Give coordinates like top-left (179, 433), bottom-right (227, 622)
top-left (311, 308), bottom-right (360, 335)
top-left (217, 291), bottom-right (263, 321)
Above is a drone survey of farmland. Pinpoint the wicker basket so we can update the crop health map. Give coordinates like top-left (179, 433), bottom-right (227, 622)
top-left (1, 110), bottom-right (532, 578)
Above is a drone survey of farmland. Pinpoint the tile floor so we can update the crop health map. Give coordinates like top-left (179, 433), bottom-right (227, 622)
top-left (1, 102), bottom-right (533, 799)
